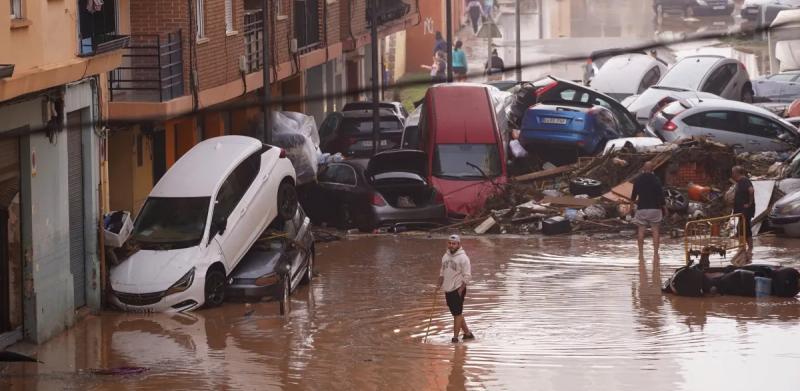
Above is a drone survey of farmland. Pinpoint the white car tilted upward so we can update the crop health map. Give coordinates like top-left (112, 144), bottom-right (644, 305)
top-left (110, 136), bottom-right (297, 312)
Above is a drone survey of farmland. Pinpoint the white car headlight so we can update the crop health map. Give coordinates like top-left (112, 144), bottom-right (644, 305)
top-left (165, 267), bottom-right (195, 296)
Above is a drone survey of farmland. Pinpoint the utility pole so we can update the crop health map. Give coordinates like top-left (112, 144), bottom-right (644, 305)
top-left (445, 0), bottom-right (453, 83)
top-left (371, 0), bottom-right (380, 156)
top-left (262, 0), bottom-right (271, 144)
top-left (515, 0), bottom-right (521, 81)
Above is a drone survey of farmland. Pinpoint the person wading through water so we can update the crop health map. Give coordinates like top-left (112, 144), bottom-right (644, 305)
top-left (631, 161), bottom-right (667, 262)
top-left (732, 165), bottom-right (755, 258)
top-left (437, 235), bottom-right (474, 343)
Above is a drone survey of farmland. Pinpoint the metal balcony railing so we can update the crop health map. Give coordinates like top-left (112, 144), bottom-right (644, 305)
top-left (366, 0), bottom-right (410, 27)
top-left (108, 30), bottom-right (184, 102)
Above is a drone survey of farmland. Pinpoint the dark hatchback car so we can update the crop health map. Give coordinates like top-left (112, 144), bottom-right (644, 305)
top-left (653, 0), bottom-right (735, 17)
top-left (319, 109), bottom-right (405, 158)
top-left (226, 206), bottom-right (314, 304)
top-left (299, 150), bottom-right (447, 232)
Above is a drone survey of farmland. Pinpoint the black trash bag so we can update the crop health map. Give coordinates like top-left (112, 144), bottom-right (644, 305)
top-left (714, 269), bottom-right (757, 297)
top-left (771, 267), bottom-right (800, 297)
top-left (664, 265), bottom-right (709, 297)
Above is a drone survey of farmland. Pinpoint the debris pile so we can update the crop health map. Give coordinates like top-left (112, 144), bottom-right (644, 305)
top-left (463, 138), bottom-right (775, 236)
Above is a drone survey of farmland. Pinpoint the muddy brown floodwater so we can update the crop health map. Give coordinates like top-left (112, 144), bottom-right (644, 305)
top-left (1, 235), bottom-right (799, 390)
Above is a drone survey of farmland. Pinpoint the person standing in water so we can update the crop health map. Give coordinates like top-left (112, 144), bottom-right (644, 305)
top-left (437, 235), bottom-right (475, 343)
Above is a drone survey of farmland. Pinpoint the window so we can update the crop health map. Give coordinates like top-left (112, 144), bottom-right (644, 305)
top-left (702, 64), bottom-right (737, 95)
top-left (767, 73), bottom-right (798, 82)
top-left (683, 111), bottom-right (740, 133)
top-left (132, 197), bottom-right (211, 249)
top-left (558, 89), bottom-right (589, 103)
top-left (593, 96), bottom-right (638, 136)
top-left (743, 114), bottom-right (784, 140)
top-left (433, 144), bottom-right (502, 179)
top-left (195, 0), bottom-right (205, 39)
top-left (276, 0), bottom-right (284, 16)
top-left (638, 67), bottom-right (662, 94)
top-left (319, 164), bottom-right (357, 186)
top-left (224, 0), bottom-right (233, 33)
top-left (212, 153), bottom-right (261, 224)
top-left (10, 0), bottom-right (22, 19)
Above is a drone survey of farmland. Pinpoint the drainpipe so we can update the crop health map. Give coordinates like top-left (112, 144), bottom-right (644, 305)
top-left (371, 0), bottom-right (380, 156)
top-left (262, 0), bottom-right (271, 144)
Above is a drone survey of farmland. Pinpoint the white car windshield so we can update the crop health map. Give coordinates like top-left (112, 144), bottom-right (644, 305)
top-left (131, 197), bottom-right (210, 249)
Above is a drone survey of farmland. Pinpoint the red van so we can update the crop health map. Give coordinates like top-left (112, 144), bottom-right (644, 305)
top-left (414, 84), bottom-right (508, 218)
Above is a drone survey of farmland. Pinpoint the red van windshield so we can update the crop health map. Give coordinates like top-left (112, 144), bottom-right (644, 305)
top-left (432, 144), bottom-right (502, 179)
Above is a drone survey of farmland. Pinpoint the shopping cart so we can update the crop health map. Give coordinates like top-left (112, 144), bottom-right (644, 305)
top-left (684, 213), bottom-right (748, 267)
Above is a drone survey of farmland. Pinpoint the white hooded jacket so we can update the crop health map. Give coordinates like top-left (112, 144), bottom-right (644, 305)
top-left (440, 248), bottom-right (471, 293)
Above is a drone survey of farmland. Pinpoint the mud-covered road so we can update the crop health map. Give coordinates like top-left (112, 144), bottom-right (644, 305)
top-left (2, 235), bottom-right (799, 390)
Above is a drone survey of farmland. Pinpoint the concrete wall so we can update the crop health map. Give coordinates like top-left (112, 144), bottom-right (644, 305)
top-left (1, 81), bottom-right (101, 344)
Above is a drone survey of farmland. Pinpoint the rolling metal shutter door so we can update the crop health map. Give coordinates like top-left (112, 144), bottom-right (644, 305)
top-left (67, 113), bottom-right (86, 308)
top-left (0, 138), bottom-right (19, 210)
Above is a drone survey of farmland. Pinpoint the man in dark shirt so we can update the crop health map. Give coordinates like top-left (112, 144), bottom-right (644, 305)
top-left (631, 161), bottom-right (667, 262)
top-left (732, 166), bottom-right (755, 257)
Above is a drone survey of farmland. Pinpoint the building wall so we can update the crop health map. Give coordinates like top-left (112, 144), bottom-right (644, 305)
top-left (195, 0), bottom-right (246, 90)
top-left (0, 0), bottom-right (79, 75)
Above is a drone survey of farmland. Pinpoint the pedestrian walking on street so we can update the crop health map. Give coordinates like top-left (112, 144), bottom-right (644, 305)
top-left (452, 41), bottom-right (468, 82)
top-left (483, 0), bottom-right (495, 20)
top-left (433, 31), bottom-right (447, 55)
top-left (466, 0), bottom-right (485, 35)
top-left (422, 51), bottom-right (447, 84)
top-left (437, 235), bottom-right (474, 343)
top-left (631, 161), bottom-right (667, 262)
top-left (484, 49), bottom-right (505, 81)
top-left (732, 165), bottom-right (755, 257)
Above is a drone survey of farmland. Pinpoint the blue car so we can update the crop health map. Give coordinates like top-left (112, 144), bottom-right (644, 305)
top-left (519, 103), bottom-right (633, 162)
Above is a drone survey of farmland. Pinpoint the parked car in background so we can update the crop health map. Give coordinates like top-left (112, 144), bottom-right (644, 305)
top-left (653, 0), bottom-right (735, 18)
top-left (319, 109), bottom-right (405, 158)
top-left (752, 70), bottom-right (800, 102)
top-left (110, 136), bottom-right (298, 312)
top-left (226, 206), bottom-right (314, 306)
top-left (626, 55), bottom-right (754, 124)
top-left (418, 84), bottom-right (508, 218)
top-left (742, 0), bottom-right (800, 26)
top-left (401, 105), bottom-right (422, 149)
top-left (519, 103), bottom-right (638, 164)
top-left (508, 76), bottom-right (642, 137)
top-left (590, 53), bottom-right (668, 102)
top-left (769, 189), bottom-right (800, 236)
top-left (647, 98), bottom-right (800, 152)
top-left (342, 101), bottom-right (409, 119)
top-left (486, 80), bottom-right (520, 91)
top-left (299, 150), bottom-right (447, 231)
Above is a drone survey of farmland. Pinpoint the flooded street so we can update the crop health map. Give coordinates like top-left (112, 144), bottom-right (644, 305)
top-left (2, 235), bottom-right (799, 390)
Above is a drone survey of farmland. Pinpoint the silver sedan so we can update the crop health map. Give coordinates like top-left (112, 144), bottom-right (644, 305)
top-left (647, 98), bottom-right (800, 152)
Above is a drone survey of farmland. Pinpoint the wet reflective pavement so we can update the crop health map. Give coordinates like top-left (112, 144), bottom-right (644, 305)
top-left (2, 235), bottom-right (799, 390)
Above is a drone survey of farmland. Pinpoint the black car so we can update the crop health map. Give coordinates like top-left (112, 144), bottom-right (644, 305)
top-left (342, 100), bottom-right (409, 119)
top-left (653, 0), bottom-right (735, 18)
top-left (299, 150), bottom-right (447, 232)
top-left (319, 109), bottom-right (405, 158)
top-left (226, 206), bottom-right (314, 305)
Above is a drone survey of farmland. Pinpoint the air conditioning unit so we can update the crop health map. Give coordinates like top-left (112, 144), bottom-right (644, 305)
top-left (290, 38), bottom-right (298, 54)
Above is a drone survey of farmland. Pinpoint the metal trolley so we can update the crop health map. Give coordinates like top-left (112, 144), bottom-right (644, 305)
top-left (684, 213), bottom-right (748, 267)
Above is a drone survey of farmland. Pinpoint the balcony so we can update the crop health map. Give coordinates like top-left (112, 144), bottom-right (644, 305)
top-left (108, 31), bottom-right (184, 102)
top-left (294, 0), bottom-right (322, 54)
top-left (243, 10), bottom-right (264, 73)
top-left (366, 0), bottom-right (410, 27)
top-left (78, 0), bottom-right (130, 57)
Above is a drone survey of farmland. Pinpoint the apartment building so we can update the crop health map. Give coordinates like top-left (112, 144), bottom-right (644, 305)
top-left (106, 0), bottom-right (419, 217)
top-left (0, 0), bottom-right (128, 346)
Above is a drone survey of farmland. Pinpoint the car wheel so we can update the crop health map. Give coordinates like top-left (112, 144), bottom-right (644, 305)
top-left (569, 177), bottom-right (604, 198)
top-left (741, 85), bottom-right (754, 103)
top-left (204, 268), bottom-right (226, 308)
top-left (664, 188), bottom-right (688, 213)
top-left (302, 250), bottom-right (314, 284)
top-left (277, 181), bottom-right (298, 221)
